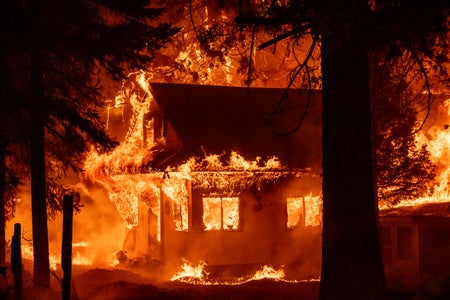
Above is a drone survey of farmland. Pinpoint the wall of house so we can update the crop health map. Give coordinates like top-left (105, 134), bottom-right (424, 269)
top-left (161, 176), bottom-right (322, 278)
top-left (379, 216), bottom-right (450, 288)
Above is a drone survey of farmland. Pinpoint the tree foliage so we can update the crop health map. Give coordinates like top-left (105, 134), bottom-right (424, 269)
top-left (1, 0), bottom-right (179, 215)
top-left (160, 0), bottom-right (448, 204)
top-left (371, 53), bottom-right (437, 204)
top-left (1, 0), bottom-right (179, 287)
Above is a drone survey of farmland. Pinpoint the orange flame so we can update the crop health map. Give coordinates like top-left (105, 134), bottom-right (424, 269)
top-left (380, 97), bottom-right (450, 209)
top-left (170, 259), bottom-right (318, 285)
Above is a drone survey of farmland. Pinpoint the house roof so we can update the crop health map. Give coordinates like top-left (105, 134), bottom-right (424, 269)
top-left (379, 202), bottom-right (450, 218)
top-left (149, 83), bottom-right (322, 169)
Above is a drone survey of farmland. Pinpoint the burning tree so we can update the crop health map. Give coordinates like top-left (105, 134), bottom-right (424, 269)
top-left (371, 53), bottom-right (437, 205)
top-left (1, 0), bottom-right (178, 291)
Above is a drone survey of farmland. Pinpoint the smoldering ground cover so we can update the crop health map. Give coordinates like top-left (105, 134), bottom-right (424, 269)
top-left (17, 266), bottom-right (320, 300)
top-left (73, 268), bottom-right (319, 300)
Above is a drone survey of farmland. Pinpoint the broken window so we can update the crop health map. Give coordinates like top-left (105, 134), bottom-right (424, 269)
top-left (202, 197), bottom-right (240, 231)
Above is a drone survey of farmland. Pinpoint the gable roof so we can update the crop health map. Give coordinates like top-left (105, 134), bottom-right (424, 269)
top-left (150, 83), bottom-right (322, 170)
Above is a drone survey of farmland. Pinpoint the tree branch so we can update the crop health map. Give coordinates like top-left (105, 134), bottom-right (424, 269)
top-left (257, 24), bottom-right (312, 50)
top-left (265, 35), bottom-right (319, 136)
top-left (409, 49), bottom-right (433, 133)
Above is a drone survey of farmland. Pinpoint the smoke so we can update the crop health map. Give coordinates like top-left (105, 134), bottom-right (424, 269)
top-left (6, 182), bottom-right (127, 269)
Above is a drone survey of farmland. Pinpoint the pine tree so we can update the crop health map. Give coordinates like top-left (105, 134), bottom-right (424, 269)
top-left (2, 0), bottom-right (178, 290)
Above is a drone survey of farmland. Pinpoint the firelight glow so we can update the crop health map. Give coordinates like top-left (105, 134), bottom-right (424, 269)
top-left (169, 259), bottom-right (312, 285)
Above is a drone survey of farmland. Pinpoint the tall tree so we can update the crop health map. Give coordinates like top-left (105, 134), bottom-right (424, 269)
top-left (3, 0), bottom-right (178, 290)
top-left (371, 53), bottom-right (436, 206)
top-left (319, 2), bottom-right (385, 297)
top-left (0, 0), bottom-right (31, 270)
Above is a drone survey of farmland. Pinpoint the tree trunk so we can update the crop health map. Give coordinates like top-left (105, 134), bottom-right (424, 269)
top-left (31, 0), bottom-right (50, 289)
top-left (319, 2), bottom-right (386, 299)
top-left (62, 194), bottom-right (74, 300)
top-left (0, 143), bottom-right (6, 268)
top-left (11, 223), bottom-right (22, 300)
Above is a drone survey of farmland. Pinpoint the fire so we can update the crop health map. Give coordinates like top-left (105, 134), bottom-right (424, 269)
top-left (84, 72), bottom-right (305, 234)
top-left (286, 197), bottom-right (303, 228)
top-left (170, 259), bottom-right (209, 282)
top-left (170, 259), bottom-right (316, 285)
top-left (380, 97), bottom-right (450, 209)
top-left (21, 243), bottom-right (92, 271)
top-left (286, 193), bottom-right (322, 228)
top-left (79, 70), bottom-right (327, 284)
top-left (250, 265), bottom-right (286, 281)
top-left (203, 197), bottom-right (240, 231)
top-left (304, 193), bottom-right (322, 226)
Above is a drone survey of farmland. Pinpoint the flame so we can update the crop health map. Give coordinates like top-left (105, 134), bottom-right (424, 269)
top-left (20, 243), bottom-right (94, 271)
top-left (170, 259), bottom-right (209, 282)
top-left (170, 259), bottom-right (318, 285)
top-left (250, 265), bottom-right (286, 281)
top-left (84, 73), bottom-right (300, 232)
top-left (380, 97), bottom-right (450, 209)
top-left (286, 193), bottom-right (322, 228)
top-left (286, 197), bottom-right (303, 228)
top-left (82, 73), bottom-right (318, 276)
top-left (304, 193), bottom-right (322, 226)
top-left (202, 197), bottom-right (240, 231)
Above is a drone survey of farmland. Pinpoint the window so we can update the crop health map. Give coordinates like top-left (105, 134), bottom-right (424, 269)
top-left (287, 197), bottom-right (304, 228)
top-left (396, 226), bottom-right (413, 261)
top-left (203, 197), bottom-right (240, 231)
top-left (286, 194), bottom-right (322, 228)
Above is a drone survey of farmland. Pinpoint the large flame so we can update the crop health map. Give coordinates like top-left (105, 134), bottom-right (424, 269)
top-left (380, 97), bottom-right (450, 210)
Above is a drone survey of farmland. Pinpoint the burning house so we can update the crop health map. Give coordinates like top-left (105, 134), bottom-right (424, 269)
top-left (84, 77), bottom-right (323, 279)
top-left (84, 74), bottom-right (450, 285)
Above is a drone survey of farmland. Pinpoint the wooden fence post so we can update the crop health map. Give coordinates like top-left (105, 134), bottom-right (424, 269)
top-left (11, 223), bottom-right (22, 300)
top-left (61, 194), bottom-right (74, 300)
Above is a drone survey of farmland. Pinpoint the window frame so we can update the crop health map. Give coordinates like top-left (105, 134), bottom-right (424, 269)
top-left (202, 195), bottom-right (241, 232)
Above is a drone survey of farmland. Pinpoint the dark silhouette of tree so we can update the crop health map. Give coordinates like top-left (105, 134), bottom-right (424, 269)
top-left (0, 0), bottom-right (32, 272)
top-left (2, 0), bottom-right (178, 290)
top-left (371, 53), bottom-right (437, 205)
